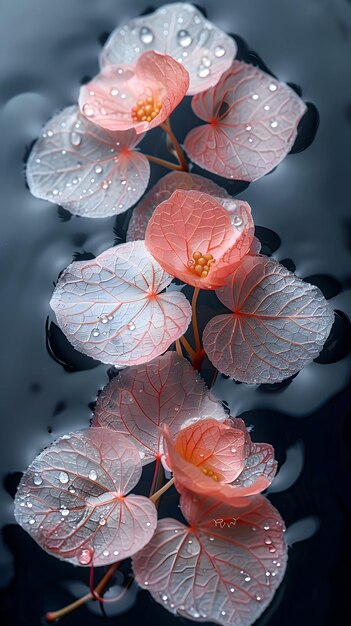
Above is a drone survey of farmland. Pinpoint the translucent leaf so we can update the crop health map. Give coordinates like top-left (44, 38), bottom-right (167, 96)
top-left (163, 418), bottom-right (276, 504)
top-left (145, 190), bottom-right (254, 289)
top-left (79, 51), bottom-right (189, 134)
top-left (50, 240), bottom-right (192, 367)
top-left (14, 428), bottom-right (157, 566)
top-left (92, 352), bottom-right (226, 465)
top-left (203, 255), bottom-right (334, 383)
top-left (184, 60), bottom-right (307, 181)
top-left (26, 106), bottom-right (150, 218)
top-left (133, 491), bottom-right (287, 626)
top-left (100, 3), bottom-right (237, 96)
top-left (127, 171), bottom-right (229, 242)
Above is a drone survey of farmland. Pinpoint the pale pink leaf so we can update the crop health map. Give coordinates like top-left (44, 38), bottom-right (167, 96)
top-left (79, 51), bottom-right (189, 134)
top-left (100, 3), bottom-right (237, 96)
top-left (133, 491), bottom-right (287, 626)
top-left (26, 106), bottom-right (150, 218)
top-left (203, 255), bottom-right (334, 383)
top-left (184, 60), bottom-right (307, 181)
top-left (145, 190), bottom-right (254, 289)
top-left (92, 352), bottom-right (226, 465)
top-left (14, 428), bottom-right (157, 566)
top-left (50, 240), bottom-right (192, 367)
top-left (127, 171), bottom-right (230, 242)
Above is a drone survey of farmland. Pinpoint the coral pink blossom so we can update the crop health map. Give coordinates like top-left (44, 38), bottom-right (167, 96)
top-left (145, 189), bottom-right (254, 289)
top-left (100, 3), bottom-right (237, 96)
top-left (184, 60), bottom-right (307, 181)
top-left (163, 417), bottom-right (277, 505)
top-left (79, 51), bottom-right (189, 134)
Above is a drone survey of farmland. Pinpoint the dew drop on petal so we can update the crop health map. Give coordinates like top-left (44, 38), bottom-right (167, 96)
top-left (79, 548), bottom-right (93, 565)
top-left (99, 517), bottom-right (106, 526)
top-left (59, 471), bottom-right (69, 484)
top-left (214, 45), bottom-right (226, 58)
top-left (89, 469), bottom-right (97, 480)
top-left (61, 508), bottom-right (70, 517)
top-left (177, 29), bottom-right (192, 47)
top-left (113, 550), bottom-right (119, 556)
top-left (197, 65), bottom-right (210, 78)
top-left (128, 322), bottom-right (136, 331)
top-left (70, 131), bottom-right (82, 147)
top-left (94, 165), bottom-right (103, 174)
top-left (269, 83), bottom-right (278, 91)
top-left (92, 328), bottom-right (100, 337)
top-left (140, 26), bottom-right (154, 44)
top-left (103, 549), bottom-right (109, 557)
top-left (82, 104), bottom-right (95, 117)
top-left (110, 88), bottom-right (119, 96)
top-left (29, 518), bottom-right (35, 525)
top-left (33, 473), bottom-right (42, 486)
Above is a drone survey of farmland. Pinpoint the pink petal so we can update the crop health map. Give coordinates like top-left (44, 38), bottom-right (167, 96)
top-left (79, 51), bottom-right (189, 134)
top-left (92, 352), bottom-right (226, 465)
top-left (50, 240), bottom-right (192, 367)
top-left (184, 60), bottom-right (307, 181)
top-left (133, 492), bottom-right (287, 626)
top-left (173, 418), bottom-right (246, 483)
top-left (235, 443), bottom-right (277, 494)
top-left (100, 3), bottom-right (237, 96)
top-left (203, 255), bottom-right (334, 383)
top-left (14, 428), bottom-right (157, 566)
top-left (145, 190), bottom-right (254, 289)
top-left (26, 106), bottom-right (150, 218)
top-left (127, 171), bottom-right (230, 242)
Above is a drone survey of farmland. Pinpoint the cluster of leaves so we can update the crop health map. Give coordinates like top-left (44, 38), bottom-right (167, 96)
top-left (16, 3), bottom-right (335, 626)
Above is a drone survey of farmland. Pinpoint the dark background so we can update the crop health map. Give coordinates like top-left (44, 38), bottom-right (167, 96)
top-left (1, 1), bottom-right (351, 625)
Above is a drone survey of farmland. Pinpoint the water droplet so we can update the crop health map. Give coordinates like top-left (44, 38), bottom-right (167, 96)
top-left (108, 315), bottom-right (114, 321)
top-left (102, 181), bottom-right (109, 190)
top-left (177, 29), bottom-right (192, 47)
top-left (69, 486), bottom-right (75, 494)
top-left (92, 328), bottom-right (100, 337)
top-left (52, 189), bottom-right (59, 196)
top-left (201, 56), bottom-right (211, 67)
top-left (99, 517), bottom-right (106, 526)
top-left (209, 536), bottom-right (214, 542)
top-left (248, 137), bottom-right (253, 143)
top-left (162, 594), bottom-right (168, 601)
top-left (256, 594), bottom-right (262, 601)
top-left (94, 165), bottom-right (103, 174)
top-left (252, 94), bottom-right (259, 100)
top-left (113, 550), bottom-right (119, 556)
top-left (269, 83), bottom-right (277, 91)
top-left (140, 26), bottom-right (154, 44)
top-left (263, 524), bottom-right (270, 530)
top-left (188, 539), bottom-right (192, 544)
top-left (221, 611), bottom-right (226, 616)
top-left (33, 473), bottom-right (42, 486)
top-left (35, 158), bottom-right (41, 163)
top-left (230, 587), bottom-right (235, 592)
top-left (100, 315), bottom-right (108, 324)
top-left (264, 105), bottom-right (270, 111)
top-left (269, 546), bottom-right (276, 553)
top-left (246, 125), bottom-right (252, 131)
top-left (61, 508), bottom-right (69, 517)
top-left (214, 45), bottom-right (226, 58)
top-left (120, 93), bottom-right (127, 99)
top-left (89, 469), bottom-right (97, 480)
top-left (270, 120), bottom-right (278, 128)
top-left (110, 87), bottom-right (119, 96)
top-left (265, 538), bottom-right (272, 545)
top-left (128, 322), bottom-right (136, 331)
top-left (244, 574), bottom-right (251, 582)
top-left (59, 471), bottom-right (69, 484)
top-left (47, 130), bottom-right (53, 137)
top-left (121, 179), bottom-right (127, 185)
top-left (82, 104), bottom-right (95, 117)
top-left (146, 521), bottom-right (151, 527)
top-left (79, 548), bottom-right (92, 565)
top-left (70, 131), bottom-right (81, 147)
top-left (29, 518), bottom-right (35, 525)
top-left (197, 65), bottom-right (210, 78)
top-left (103, 549), bottom-right (109, 557)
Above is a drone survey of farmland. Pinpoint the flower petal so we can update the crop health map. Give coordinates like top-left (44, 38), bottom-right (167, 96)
top-left (174, 418), bottom-right (246, 482)
top-left (79, 51), bottom-right (189, 134)
top-left (100, 3), bottom-right (236, 95)
top-left (50, 240), bottom-right (192, 367)
top-left (14, 428), bottom-right (157, 566)
top-left (236, 443), bottom-right (277, 493)
top-left (133, 492), bottom-right (287, 626)
top-left (127, 171), bottom-right (229, 242)
top-left (145, 190), bottom-right (254, 289)
top-left (92, 352), bottom-right (226, 465)
top-left (203, 255), bottom-right (334, 383)
top-left (184, 60), bottom-right (307, 181)
top-left (26, 106), bottom-right (150, 218)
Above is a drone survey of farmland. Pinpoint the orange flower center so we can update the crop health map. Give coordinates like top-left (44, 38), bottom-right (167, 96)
top-left (201, 467), bottom-right (220, 481)
top-left (187, 251), bottom-right (216, 278)
top-left (131, 96), bottom-right (162, 122)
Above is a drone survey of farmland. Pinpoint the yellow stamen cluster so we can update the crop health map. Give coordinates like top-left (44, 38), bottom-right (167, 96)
top-left (202, 467), bottom-right (219, 481)
top-left (131, 96), bottom-right (162, 122)
top-left (187, 251), bottom-right (215, 278)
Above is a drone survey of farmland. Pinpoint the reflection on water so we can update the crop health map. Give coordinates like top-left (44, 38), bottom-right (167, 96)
top-left (0, 1), bottom-right (351, 625)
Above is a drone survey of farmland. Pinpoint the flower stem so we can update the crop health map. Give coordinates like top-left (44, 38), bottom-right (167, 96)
top-left (150, 477), bottom-right (175, 503)
top-left (179, 335), bottom-right (196, 359)
top-left (45, 562), bottom-right (120, 622)
top-left (211, 368), bottom-right (219, 388)
top-left (191, 288), bottom-right (201, 353)
top-left (144, 153), bottom-right (184, 171)
top-left (175, 339), bottom-right (183, 357)
top-left (160, 119), bottom-right (188, 171)
top-left (149, 456), bottom-right (161, 497)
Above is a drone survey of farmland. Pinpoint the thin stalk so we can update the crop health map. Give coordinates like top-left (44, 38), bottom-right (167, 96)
top-left (175, 339), bottom-right (183, 357)
top-left (46, 562), bottom-right (120, 622)
top-left (150, 477), bottom-right (175, 504)
top-left (144, 153), bottom-right (184, 171)
top-left (148, 456), bottom-right (161, 497)
top-left (191, 288), bottom-right (201, 353)
top-left (179, 335), bottom-right (196, 359)
top-left (160, 119), bottom-right (188, 171)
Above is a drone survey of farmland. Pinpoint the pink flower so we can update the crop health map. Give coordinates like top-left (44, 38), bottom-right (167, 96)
top-left (145, 189), bottom-right (254, 289)
top-left (163, 417), bottom-right (277, 506)
top-left (79, 51), bottom-right (189, 134)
